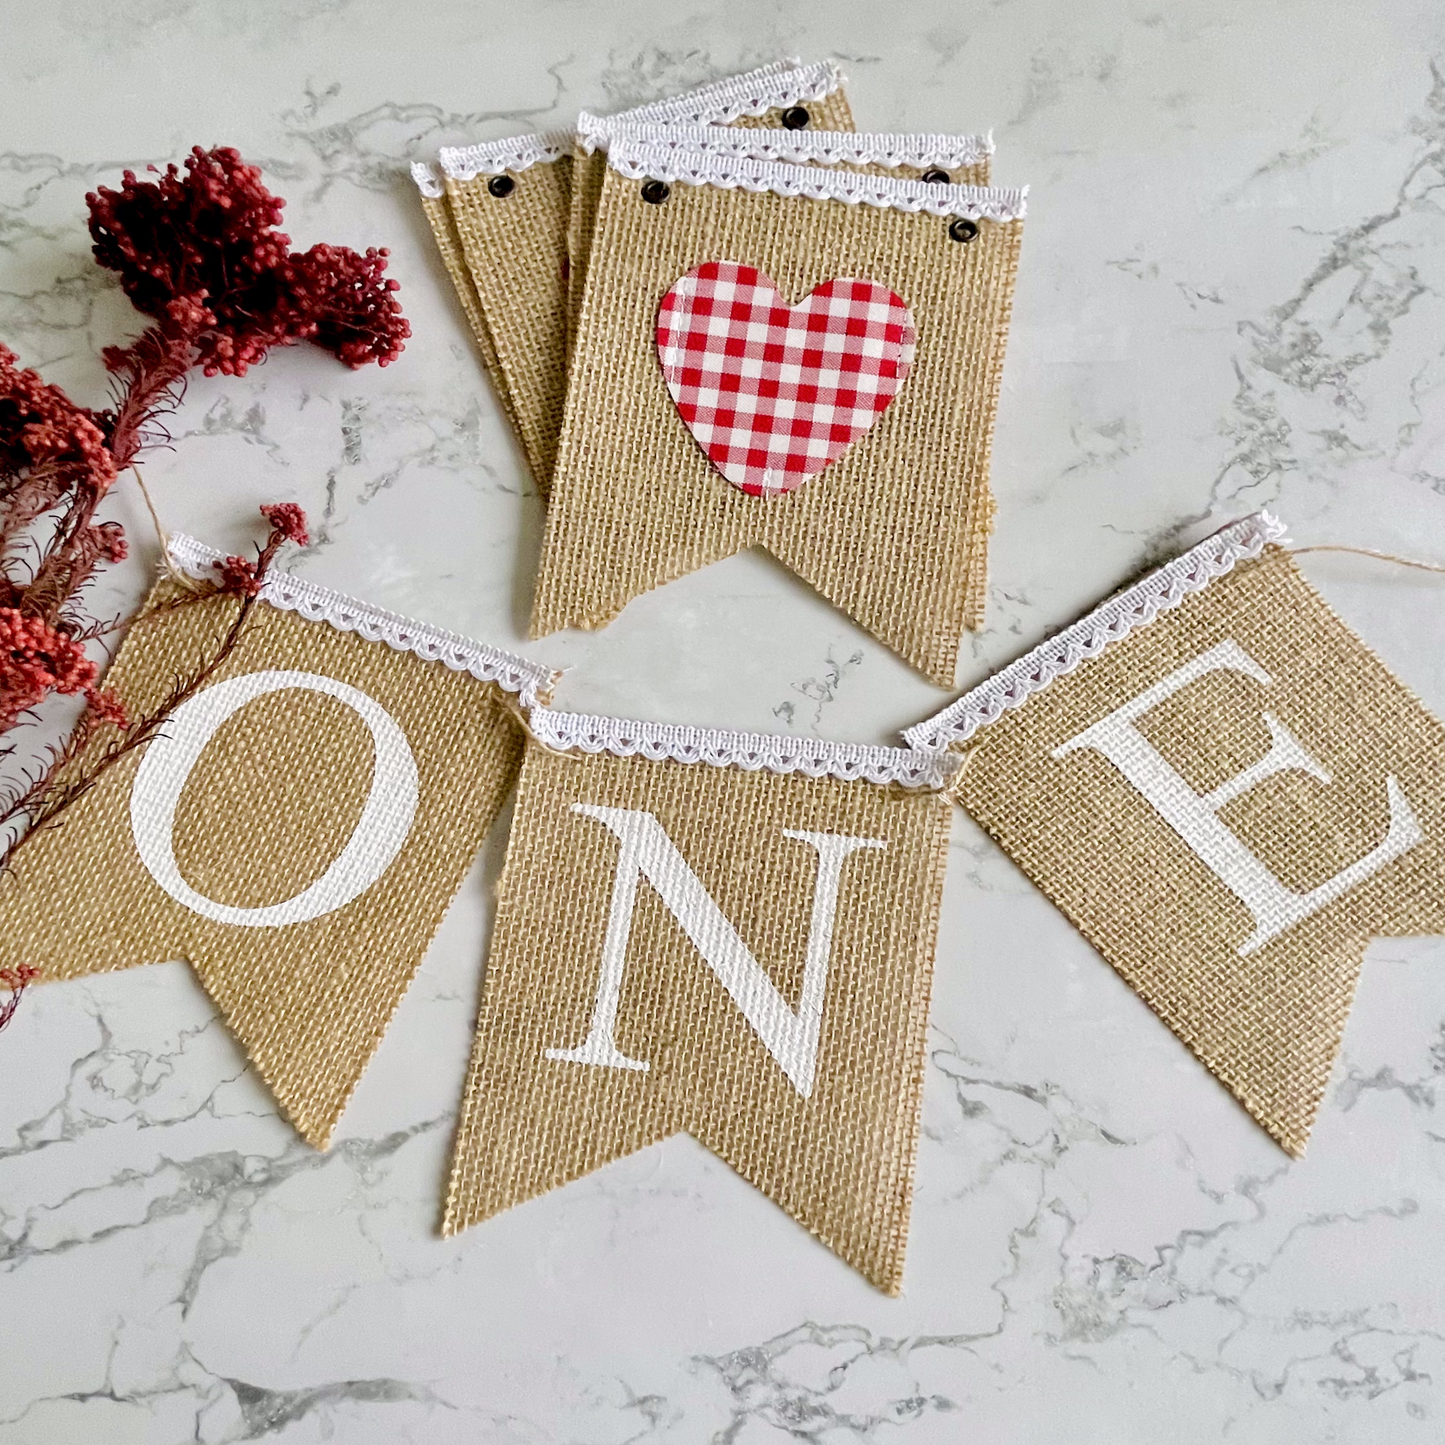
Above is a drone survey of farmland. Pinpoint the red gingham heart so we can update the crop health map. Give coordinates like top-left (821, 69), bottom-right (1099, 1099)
top-left (655, 260), bottom-right (917, 498)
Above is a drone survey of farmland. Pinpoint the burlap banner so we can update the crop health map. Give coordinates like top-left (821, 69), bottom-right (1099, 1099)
top-left (0, 536), bottom-right (556, 1148)
top-left (532, 137), bottom-right (1027, 683)
top-left (566, 59), bottom-right (855, 350)
top-left (412, 60), bottom-right (854, 495)
top-left (906, 512), bottom-right (1445, 1154)
top-left (444, 709), bottom-right (956, 1293)
top-left (414, 131), bottom-right (574, 491)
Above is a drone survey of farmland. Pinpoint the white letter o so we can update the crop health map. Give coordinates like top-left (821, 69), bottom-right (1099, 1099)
top-left (129, 669), bottom-right (418, 928)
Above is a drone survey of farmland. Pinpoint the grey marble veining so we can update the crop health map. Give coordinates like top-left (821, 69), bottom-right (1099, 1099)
top-left (3, 1), bottom-right (1445, 1440)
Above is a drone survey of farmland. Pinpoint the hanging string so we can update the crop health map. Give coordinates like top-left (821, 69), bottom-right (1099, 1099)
top-left (130, 467), bottom-right (202, 592)
top-left (1289, 543), bottom-right (1445, 576)
top-left (498, 693), bottom-right (580, 760)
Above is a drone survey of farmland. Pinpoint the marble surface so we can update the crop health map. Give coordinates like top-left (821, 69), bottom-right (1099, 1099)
top-left (4, 1), bottom-right (1445, 1440)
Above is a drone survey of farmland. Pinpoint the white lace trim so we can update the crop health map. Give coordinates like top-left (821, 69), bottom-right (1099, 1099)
top-left (902, 512), bottom-right (1290, 752)
top-left (577, 115), bottom-right (994, 169)
top-left (166, 534), bottom-right (559, 708)
top-left (411, 161), bottom-right (444, 198)
top-left (612, 59), bottom-right (845, 127)
top-left (605, 138), bottom-right (1027, 219)
top-left (434, 129), bottom-right (574, 182)
top-left (529, 708), bottom-right (960, 790)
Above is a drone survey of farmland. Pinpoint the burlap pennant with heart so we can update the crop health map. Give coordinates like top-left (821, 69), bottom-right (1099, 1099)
top-left (413, 60), bottom-right (857, 496)
top-left (905, 512), bottom-right (1445, 1154)
top-left (532, 139), bottom-right (1026, 683)
top-left (0, 536), bottom-right (557, 1148)
top-left (443, 709), bottom-right (955, 1293)
top-left (566, 59), bottom-right (858, 348)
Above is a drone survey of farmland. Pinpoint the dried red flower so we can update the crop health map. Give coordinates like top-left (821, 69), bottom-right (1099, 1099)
top-left (285, 244), bottom-right (409, 368)
top-left (259, 502), bottom-right (309, 547)
top-left (84, 688), bottom-right (129, 730)
top-left (0, 962), bottom-right (39, 1035)
top-left (87, 146), bottom-right (410, 378)
top-left (0, 143), bottom-right (381, 927)
top-left (0, 343), bottom-right (117, 501)
top-left (0, 608), bottom-right (98, 731)
top-left (213, 555), bottom-right (263, 597)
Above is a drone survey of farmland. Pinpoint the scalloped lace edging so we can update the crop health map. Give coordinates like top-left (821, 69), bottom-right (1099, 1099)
top-left (901, 511), bottom-right (1290, 751)
top-left (605, 138), bottom-right (1027, 219)
top-left (166, 534), bottom-right (559, 707)
top-left (577, 115), bottom-right (994, 169)
top-left (615, 58), bottom-right (845, 127)
top-left (411, 161), bottom-right (445, 198)
top-left (409, 60), bottom-right (848, 195)
top-left (434, 129), bottom-right (574, 182)
top-left (529, 708), bottom-right (960, 790)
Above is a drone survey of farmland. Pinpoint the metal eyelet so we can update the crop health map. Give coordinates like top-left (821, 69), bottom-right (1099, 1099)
top-left (640, 179), bottom-right (671, 204)
top-left (948, 217), bottom-right (980, 243)
top-left (780, 105), bottom-right (810, 130)
top-left (487, 174), bottom-right (515, 199)
top-left (920, 167), bottom-right (951, 185)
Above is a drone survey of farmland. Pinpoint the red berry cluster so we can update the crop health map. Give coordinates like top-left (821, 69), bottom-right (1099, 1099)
top-left (88, 146), bottom-right (410, 376)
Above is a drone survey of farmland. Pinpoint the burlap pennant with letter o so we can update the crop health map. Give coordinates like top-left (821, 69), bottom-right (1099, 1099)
top-left (444, 709), bottom-right (954, 1293)
top-left (0, 536), bottom-right (557, 1148)
top-left (906, 513), bottom-right (1445, 1154)
top-left (533, 138), bottom-right (1026, 683)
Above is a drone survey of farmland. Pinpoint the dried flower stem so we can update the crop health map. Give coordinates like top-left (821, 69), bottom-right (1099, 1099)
top-left (1, 519), bottom-right (297, 871)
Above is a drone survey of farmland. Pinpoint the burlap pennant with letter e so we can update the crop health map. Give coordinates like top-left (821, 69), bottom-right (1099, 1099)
top-left (444, 709), bottom-right (955, 1293)
top-left (533, 137), bottom-right (1027, 683)
top-left (0, 535), bottom-right (557, 1148)
top-left (905, 512), bottom-right (1445, 1154)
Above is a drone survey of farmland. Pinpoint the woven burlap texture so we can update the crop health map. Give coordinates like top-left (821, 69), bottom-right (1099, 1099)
top-left (444, 741), bottom-right (951, 1294)
top-left (533, 172), bottom-right (1022, 684)
top-left (564, 90), bottom-right (860, 348)
top-left (418, 191), bottom-right (523, 440)
top-left (443, 153), bottom-right (574, 493)
top-left (0, 582), bottom-right (524, 1148)
top-left (951, 547), bottom-right (1445, 1155)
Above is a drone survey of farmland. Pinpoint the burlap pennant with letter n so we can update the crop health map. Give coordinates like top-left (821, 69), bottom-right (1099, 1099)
top-left (905, 513), bottom-right (1445, 1154)
top-left (444, 708), bottom-right (956, 1293)
top-left (0, 536), bottom-right (557, 1148)
top-left (533, 137), bottom-right (1027, 684)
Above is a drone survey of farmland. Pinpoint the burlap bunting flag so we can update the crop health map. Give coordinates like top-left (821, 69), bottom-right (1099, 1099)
top-left (905, 512), bottom-right (1445, 1155)
top-left (443, 709), bottom-right (955, 1293)
top-left (566, 59), bottom-right (857, 351)
top-left (0, 536), bottom-right (556, 1148)
top-left (412, 59), bottom-right (855, 495)
top-left (531, 137), bottom-right (1026, 682)
top-left (414, 131), bottom-right (574, 490)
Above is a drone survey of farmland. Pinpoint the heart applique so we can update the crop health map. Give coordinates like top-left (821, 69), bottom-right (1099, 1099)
top-left (655, 261), bottom-right (917, 498)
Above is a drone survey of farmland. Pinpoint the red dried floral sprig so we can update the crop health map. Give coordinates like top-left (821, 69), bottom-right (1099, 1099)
top-left (0, 145), bottom-right (405, 1035)
top-left (0, 964), bottom-right (39, 1035)
top-left (88, 147), bottom-right (410, 379)
top-left (2, 505), bottom-right (309, 874)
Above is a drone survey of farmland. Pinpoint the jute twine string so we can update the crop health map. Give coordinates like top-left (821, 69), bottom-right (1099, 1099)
top-left (1289, 543), bottom-right (1445, 576)
top-left (131, 466), bottom-right (203, 592)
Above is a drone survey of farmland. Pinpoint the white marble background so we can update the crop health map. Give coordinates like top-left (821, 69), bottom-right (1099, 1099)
top-left (3, 1), bottom-right (1445, 1440)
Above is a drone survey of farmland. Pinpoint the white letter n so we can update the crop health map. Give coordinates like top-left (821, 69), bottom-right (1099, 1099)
top-left (1051, 639), bottom-right (1423, 955)
top-left (545, 806), bottom-right (885, 1098)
